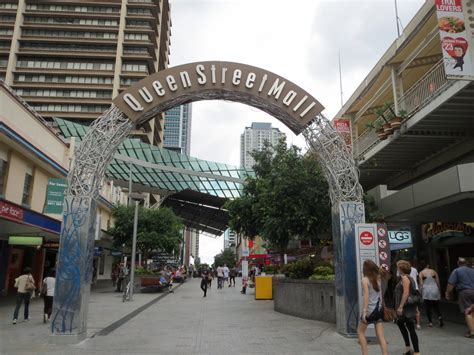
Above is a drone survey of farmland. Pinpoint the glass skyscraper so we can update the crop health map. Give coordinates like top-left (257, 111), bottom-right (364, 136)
top-left (163, 103), bottom-right (192, 155)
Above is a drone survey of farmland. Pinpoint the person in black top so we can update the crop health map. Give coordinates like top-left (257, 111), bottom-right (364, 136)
top-left (200, 267), bottom-right (209, 297)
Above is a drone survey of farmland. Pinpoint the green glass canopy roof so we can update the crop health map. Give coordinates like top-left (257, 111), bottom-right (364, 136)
top-left (54, 118), bottom-right (252, 199)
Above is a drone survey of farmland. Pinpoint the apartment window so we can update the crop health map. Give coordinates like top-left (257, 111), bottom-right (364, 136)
top-left (0, 3), bottom-right (17, 9)
top-left (0, 156), bottom-right (8, 197)
top-left (22, 172), bottom-right (33, 206)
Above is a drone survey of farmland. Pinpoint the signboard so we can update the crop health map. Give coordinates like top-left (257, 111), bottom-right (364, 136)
top-left (421, 222), bottom-right (473, 242)
top-left (388, 230), bottom-right (413, 244)
top-left (355, 223), bottom-right (379, 337)
top-left (377, 223), bottom-right (391, 271)
top-left (94, 246), bottom-right (103, 257)
top-left (333, 118), bottom-right (353, 153)
top-left (9, 236), bottom-right (43, 246)
top-left (44, 178), bottom-right (67, 214)
top-left (242, 247), bottom-right (250, 257)
top-left (0, 200), bottom-right (24, 222)
top-left (435, 0), bottom-right (473, 77)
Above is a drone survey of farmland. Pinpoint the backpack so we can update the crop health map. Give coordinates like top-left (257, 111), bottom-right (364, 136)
top-left (25, 276), bottom-right (36, 292)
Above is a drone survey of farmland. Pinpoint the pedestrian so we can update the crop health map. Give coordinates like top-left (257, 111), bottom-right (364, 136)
top-left (395, 260), bottom-right (420, 355)
top-left (223, 264), bottom-right (230, 287)
top-left (41, 268), bottom-right (56, 323)
top-left (397, 261), bottom-right (421, 329)
top-left (111, 263), bottom-right (119, 288)
top-left (445, 257), bottom-right (474, 338)
top-left (217, 265), bottom-right (224, 289)
top-left (419, 261), bottom-right (443, 327)
top-left (357, 260), bottom-right (388, 355)
top-left (241, 276), bottom-right (248, 294)
top-left (115, 263), bottom-right (126, 292)
top-left (229, 266), bottom-right (237, 287)
top-left (200, 267), bottom-right (209, 297)
top-left (12, 267), bottom-right (36, 324)
top-left (207, 268), bottom-right (213, 288)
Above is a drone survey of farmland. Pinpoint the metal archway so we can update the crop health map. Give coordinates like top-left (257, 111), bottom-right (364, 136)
top-left (51, 61), bottom-right (364, 342)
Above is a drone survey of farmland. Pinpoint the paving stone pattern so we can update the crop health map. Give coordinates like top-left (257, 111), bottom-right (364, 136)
top-left (0, 279), bottom-right (473, 354)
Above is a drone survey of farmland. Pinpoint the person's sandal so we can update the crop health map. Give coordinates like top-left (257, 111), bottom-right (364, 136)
top-left (464, 332), bottom-right (474, 338)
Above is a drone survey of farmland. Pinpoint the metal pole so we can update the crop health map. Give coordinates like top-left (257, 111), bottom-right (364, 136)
top-left (129, 200), bottom-right (139, 301)
top-left (338, 52), bottom-right (344, 107)
top-left (394, 0), bottom-right (401, 37)
top-left (127, 162), bottom-right (133, 207)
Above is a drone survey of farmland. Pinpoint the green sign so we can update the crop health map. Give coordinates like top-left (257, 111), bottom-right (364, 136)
top-left (44, 178), bottom-right (67, 214)
top-left (9, 236), bottom-right (43, 246)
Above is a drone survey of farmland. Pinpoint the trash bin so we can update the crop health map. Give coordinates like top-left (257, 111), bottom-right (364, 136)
top-left (255, 276), bottom-right (273, 300)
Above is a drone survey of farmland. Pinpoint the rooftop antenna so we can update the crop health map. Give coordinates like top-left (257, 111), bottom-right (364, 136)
top-left (338, 51), bottom-right (344, 107)
top-left (394, 0), bottom-right (401, 37)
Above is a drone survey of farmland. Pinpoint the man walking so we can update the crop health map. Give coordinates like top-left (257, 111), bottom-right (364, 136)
top-left (229, 266), bottom-right (237, 287)
top-left (217, 265), bottom-right (224, 289)
top-left (446, 257), bottom-right (474, 338)
top-left (223, 264), bottom-right (230, 287)
top-left (200, 267), bottom-right (209, 297)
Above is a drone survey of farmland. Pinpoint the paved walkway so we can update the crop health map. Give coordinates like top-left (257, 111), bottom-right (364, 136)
top-left (1, 279), bottom-right (473, 354)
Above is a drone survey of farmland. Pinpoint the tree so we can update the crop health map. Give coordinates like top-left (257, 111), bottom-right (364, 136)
top-left (214, 249), bottom-right (237, 268)
top-left (108, 205), bottom-right (183, 267)
top-left (226, 140), bottom-right (331, 263)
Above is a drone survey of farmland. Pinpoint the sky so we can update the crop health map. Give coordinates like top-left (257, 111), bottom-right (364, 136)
top-left (168, 0), bottom-right (426, 264)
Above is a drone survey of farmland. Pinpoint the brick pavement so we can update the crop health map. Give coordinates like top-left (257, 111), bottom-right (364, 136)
top-left (0, 279), bottom-right (472, 354)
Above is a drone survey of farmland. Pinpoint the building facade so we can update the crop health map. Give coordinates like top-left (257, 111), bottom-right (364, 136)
top-left (0, 82), bottom-right (120, 295)
top-left (163, 103), bottom-right (192, 155)
top-left (337, 1), bottom-right (474, 293)
top-left (0, 0), bottom-right (171, 145)
top-left (240, 122), bottom-right (285, 169)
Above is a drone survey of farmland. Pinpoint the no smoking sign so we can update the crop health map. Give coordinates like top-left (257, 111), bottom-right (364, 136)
top-left (359, 231), bottom-right (374, 245)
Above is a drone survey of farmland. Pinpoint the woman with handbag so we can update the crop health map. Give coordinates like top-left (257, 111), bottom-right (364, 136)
top-left (12, 267), bottom-right (35, 324)
top-left (395, 260), bottom-right (420, 355)
top-left (357, 260), bottom-right (388, 355)
top-left (41, 268), bottom-right (56, 323)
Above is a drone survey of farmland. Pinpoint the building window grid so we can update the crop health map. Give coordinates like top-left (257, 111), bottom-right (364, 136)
top-left (15, 88), bottom-right (112, 99)
top-left (15, 74), bottom-right (113, 85)
top-left (16, 60), bottom-right (114, 71)
top-left (25, 4), bottom-right (119, 14)
top-left (0, 159), bottom-right (8, 197)
top-left (0, 3), bottom-right (17, 9)
top-left (21, 172), bottom-right (33, 206)
top-left (20, 42), bottom-right (116, 53)
top-left (30, 103), bottom-right (109, 113)
top-left (22, 29), bottom-right (117, 39)
top-left (23, 16), bottom-right (119, 26)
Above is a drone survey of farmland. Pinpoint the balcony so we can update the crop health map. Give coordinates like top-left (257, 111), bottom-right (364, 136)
top-left (354, 60), bottom-right (474, 190)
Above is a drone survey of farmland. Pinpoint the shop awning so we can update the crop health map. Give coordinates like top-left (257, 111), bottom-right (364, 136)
top-left (160, 189), bottom-right (229, 235)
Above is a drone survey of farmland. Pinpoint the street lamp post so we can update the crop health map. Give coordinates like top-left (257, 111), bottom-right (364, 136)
top-left (129, 193), bottom-right (145, 301)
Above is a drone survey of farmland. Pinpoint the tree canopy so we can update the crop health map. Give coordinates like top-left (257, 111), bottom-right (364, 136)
top-left (226, 140), bottom-right (331, 260)
top-left (214, 248), bottom-right (237, 268)
top-left (108, 205), bottom-right (183, 265)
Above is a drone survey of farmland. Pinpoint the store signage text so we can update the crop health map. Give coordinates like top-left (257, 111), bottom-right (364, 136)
top-left (422, 222), bottom-right (473, 241)
top-left (388, 230), bottom-right (413, 244)
top-left (113, 61), bottom-right (325, 134)
top-left (0, 201), bottom-right (24, 222)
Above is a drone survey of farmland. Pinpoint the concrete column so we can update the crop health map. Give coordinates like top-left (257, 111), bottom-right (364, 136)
top-left (332, 201), bottom-right (365, 337)
top-left (50, 197), bottom-right (97, 344)
top-left (5, 0), bottom-right (25, 85)
top-left (391, 66), bottom-right (405, 114)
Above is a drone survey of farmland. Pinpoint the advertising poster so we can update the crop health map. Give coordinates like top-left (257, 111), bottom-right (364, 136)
top-left (435, 0), bottom-right (473, 76)
top-left (334, 118), bottom-right (353, 153)
top-left (44, 178), bottom-right (67, 214)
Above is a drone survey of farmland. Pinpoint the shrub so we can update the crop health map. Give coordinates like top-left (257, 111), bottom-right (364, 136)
top-left (283, 257), bottom-right (316, 279)
top-left (263, 265), bottom-right (280, 275)
top-left (135, 268), bottom-right (156, 276)
top-left (309, 263), bottom-right (335, 281)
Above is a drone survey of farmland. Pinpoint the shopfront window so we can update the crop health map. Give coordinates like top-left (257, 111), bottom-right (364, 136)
top-left (21, 172), bottom-right (33, 206)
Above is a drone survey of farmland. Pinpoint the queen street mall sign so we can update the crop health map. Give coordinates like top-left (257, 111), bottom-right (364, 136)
top-left (113, 61), bottom-right (324, 135)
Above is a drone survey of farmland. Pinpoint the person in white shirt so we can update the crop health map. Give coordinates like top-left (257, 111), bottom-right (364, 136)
top-left (12, 267), bottom-right (35, 324)
top-left (41, 268), bottom-right (56, 323)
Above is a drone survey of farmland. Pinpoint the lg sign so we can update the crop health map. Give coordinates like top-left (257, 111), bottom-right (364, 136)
top-left (360, 231), bottom-right (374, 245)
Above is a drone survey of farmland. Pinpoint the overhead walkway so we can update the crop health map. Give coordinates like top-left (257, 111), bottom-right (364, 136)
top-left (54, 118), bottom-right (252, 235)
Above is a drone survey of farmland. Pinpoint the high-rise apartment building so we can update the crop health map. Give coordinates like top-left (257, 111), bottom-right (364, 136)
top-left (163, 103), bottom-right (192, 155)
top-left (240, 122), bottom-right (285, 169)
top-left (0, 0), bottom-right (171, 145)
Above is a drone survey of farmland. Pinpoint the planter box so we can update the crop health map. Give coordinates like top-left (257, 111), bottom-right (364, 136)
top-left (273, 278), bottom-right (336, 323)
